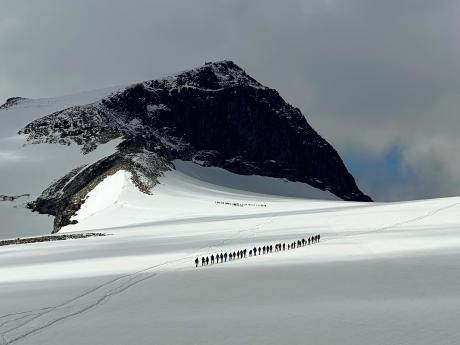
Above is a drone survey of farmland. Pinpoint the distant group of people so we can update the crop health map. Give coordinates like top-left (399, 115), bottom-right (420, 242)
top-left (194, 234), bottom-right (321, 267)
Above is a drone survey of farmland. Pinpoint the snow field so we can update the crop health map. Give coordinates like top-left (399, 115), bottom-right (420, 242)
top-left (1, 161), bottom-right (460, 344)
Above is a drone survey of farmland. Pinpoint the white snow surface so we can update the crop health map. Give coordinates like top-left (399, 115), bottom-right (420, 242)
top-left (1, 159), bottom-right (460, 344)
top-left (0, 87), bottom-right (123, 238)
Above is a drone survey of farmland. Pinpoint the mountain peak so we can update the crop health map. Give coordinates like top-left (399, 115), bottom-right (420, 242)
top-left (145, 60), bottom-right (265, 91)
top-left (19, 61), bottom-right (371, 231)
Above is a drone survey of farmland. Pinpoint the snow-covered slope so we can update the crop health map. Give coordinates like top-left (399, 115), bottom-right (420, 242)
top-left (63, 160), bottom-right (339, 233)
top-left (0, 88), bottom-right (124, 239)
top-left (1, 161), bottom-right (460, 344)
top-left (1, 60), bottom-right (372, 238)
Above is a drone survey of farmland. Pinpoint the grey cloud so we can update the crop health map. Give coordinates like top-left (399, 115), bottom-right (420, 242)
top-left (1, 0), bottom-right (460, 201)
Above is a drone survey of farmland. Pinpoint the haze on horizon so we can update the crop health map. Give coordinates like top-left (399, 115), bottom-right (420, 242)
top-left (1, 0), bottom-right (459, 202)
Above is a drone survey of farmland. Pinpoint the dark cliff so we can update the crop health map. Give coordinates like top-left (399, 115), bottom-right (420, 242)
top-left (20, 60), bottom-right (371, 231)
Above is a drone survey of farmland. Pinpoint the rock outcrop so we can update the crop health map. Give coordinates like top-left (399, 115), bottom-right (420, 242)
top-left (20, 60), bottom-right (371, 231)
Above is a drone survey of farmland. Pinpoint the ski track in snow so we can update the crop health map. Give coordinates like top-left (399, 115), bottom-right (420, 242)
top-left (0, 213), bottom-right (279, 344)
top-left (2, 164), bottom-right (460, 344)
top-left (1, 200), bottom-right (457, 344)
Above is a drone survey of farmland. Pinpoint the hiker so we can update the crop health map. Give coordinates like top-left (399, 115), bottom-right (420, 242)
top-left (249, 249), bottom-right (252, 256)
top-left (253, 246), bottom-right (257, 256)
top-left (270, 245), bottom-right (273, 253)
top-left (211, 254), bottom-right (215, 264)
top-left (195, 258), bottom-right (199, 267)
top-left (263, 246), bottom-right (266, 254)
top-left (318, 234), bottom-right (321, 242)
top-left (202, 257), bottom-right (205, 266)
top-left (224, 252), bottom-right (228, 262)
top-left (216, 254), bottom-right (219, 264)
top-left (308, 237), bottom-right (311, 245)
top-left (220, 253), bottom-right (224, 262)
top-left (258, 247), bottom-right (261, 255)
top-left (244, 249), bottom-right (247, 257)
top-left (283, 243), bottom-right (285, 251)
top-left (206, 256), bottom-right (209, 265)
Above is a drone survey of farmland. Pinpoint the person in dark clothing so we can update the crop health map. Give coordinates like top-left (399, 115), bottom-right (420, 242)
top-left (283, 243), bottom-right (286, 251)
top-left (263, 246), bottom-right (266, 254)
top-left (253, 247), bottom-right (257, 256)
top-left (224, 253), bottom-right (228, 262)
top-left (195, 258), bottom-right (199, 267)
top-left (270, 245), bottom-right (273, 253)
top-left (206, 257), bottom-right (209, 265)
top-left (244, 249), bottom-right (247, 257)
top-left (258, 247), bottom-right (261, 255)
top-left (202, 257), bottom-right (206, 266)
top-left (288, 244), bottom-right (290, 250)
top-left (220, 253), bottom-right (224, 262)
top-left (249, 249), bottom-right (252, 256)
top-left (233, 251), bottom-right (236, 259)
top-left (216, 254), bottom-right (220, 263)
top-left (211, 254), bottom-right (215, 264)
top-left (308, 237), bottom-right (311, 245)
top-left (318, 234), bottom-right (321, 242)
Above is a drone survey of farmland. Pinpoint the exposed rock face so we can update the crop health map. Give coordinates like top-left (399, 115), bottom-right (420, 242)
top-left (20, 60), bottom-right (371, 231)
top-left (31, 149), bottom-right (172, 232)
top-left (0, 194), bottom-right (30, 202)
top-left (0, 97), bottom-right (28, 109)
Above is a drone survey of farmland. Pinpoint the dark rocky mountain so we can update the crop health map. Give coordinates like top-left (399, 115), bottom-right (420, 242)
top-left (20, 60), bottom-right (371, 232)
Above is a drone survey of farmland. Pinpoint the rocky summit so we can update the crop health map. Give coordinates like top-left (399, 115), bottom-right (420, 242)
top-left (19, 60), bottom-right (371, 231)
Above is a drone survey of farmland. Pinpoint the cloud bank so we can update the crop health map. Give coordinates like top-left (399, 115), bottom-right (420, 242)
top-left (1, 0), bottom-right (459, 201)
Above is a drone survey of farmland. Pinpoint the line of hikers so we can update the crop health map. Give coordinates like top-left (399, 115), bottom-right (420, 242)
top-left (195, 234), bottom-right (320, 267)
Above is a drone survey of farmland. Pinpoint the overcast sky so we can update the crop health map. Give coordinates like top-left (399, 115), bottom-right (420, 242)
top-left (1, 0), bottom-right (459, 201)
